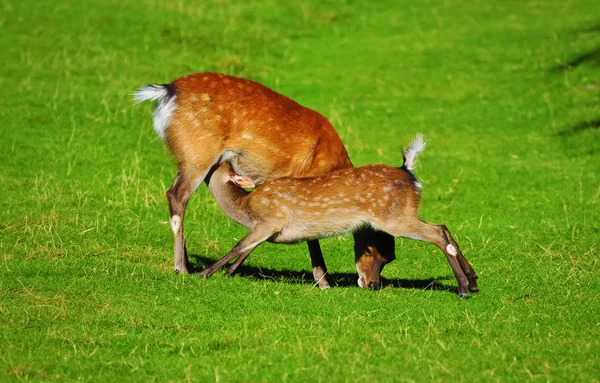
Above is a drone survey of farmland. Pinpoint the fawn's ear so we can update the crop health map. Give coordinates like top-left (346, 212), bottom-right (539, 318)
top-left (230, 174), bottom-right (256, 189)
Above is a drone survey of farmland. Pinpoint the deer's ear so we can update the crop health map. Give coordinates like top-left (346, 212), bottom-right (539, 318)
top-left (230, 174), bottom-right (256, 189)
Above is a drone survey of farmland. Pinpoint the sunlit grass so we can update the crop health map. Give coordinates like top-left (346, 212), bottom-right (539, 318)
top-left (1, 0), bottom-right (599, 381)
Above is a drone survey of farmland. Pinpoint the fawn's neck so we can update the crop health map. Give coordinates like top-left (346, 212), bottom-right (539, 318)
top-left (208, 166), bottom-right (253, 229)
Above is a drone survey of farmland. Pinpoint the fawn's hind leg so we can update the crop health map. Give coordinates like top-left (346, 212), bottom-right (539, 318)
top-left (382, 220), bottom-right (477, 298)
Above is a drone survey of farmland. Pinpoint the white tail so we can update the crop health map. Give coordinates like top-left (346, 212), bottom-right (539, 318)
top-left (202, 140), bottom-right (479, 297)
top-left (403, 134), bottom-right (426, 172)
top-left (133, 84), bottom-right (170, 103)
top-left (134, 84), bottom-right (177, 140)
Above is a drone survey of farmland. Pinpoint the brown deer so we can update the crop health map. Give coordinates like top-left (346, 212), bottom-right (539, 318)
top-left (134, 72), bottom-right (395, 288)
top-left (202, 135), bottom-right (479, 297)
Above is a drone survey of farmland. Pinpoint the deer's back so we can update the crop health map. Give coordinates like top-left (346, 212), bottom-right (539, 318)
top-left (166, 73), bottom-right (352, 184)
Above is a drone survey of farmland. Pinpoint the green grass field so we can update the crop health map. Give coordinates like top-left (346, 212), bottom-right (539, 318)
top-left (2, 0), bottom-right (600, 381)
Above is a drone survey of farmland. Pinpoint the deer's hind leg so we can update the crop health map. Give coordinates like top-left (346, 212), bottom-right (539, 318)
top-left (167, 143), bottom-right (223, 274)
top-left (380, 219), bottom-right (478, 298)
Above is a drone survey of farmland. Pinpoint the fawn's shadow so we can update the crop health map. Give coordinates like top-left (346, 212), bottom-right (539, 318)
top-left (189, 254), bottom-right (458, 293)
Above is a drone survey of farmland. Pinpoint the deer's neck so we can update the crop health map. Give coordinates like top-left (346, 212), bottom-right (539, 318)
top-left (208, 168), bottom-right (253, 229)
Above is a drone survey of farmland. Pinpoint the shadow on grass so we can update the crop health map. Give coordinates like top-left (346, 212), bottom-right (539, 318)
top-left (550, 23), bottom-right (600, 71)
top-left (552, 47), bottom-right (600, 71)
top-left (556, 119), bottom-right (600, 136)
top-left (189, 254), bottom-right (458, 294)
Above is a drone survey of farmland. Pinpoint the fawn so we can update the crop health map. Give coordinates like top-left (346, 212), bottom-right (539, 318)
top-left (134, 72), bottom-right (395, 288)
top-left (202, 135), bottom-right (479, 297)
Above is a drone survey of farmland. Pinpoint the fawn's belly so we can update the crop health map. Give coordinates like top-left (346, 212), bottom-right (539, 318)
top-left (270, 214), bottom-right (369, 244)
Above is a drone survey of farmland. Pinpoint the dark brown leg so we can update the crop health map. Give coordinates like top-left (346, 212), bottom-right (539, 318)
top-left (226, 249), bottom-right (253, 275)
top-left (225, 240), bottom-right (331, 290)
top-left (439, 226), bottom-right (478, 291)
top-left (217, 219), bottom-right (330, 288)
top-left (307, 240), bottom-right (331, 289)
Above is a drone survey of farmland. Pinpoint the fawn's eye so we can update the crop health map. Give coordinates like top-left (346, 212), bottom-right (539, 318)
top-left (364, 246), bottom-right (373, 256)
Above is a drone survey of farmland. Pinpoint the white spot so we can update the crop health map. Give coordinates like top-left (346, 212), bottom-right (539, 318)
top-left (356, 266), bottom-right (366, 288)
top-left (446, 244), bottom-right (457, 256)
top-left (133, 85), bottom-right (177, 140)
top-left (242, 131), bottom-right (253, 140)
top-left (170, 215), bottom-right (181, 234)
top-left (414, 181), bottom-right (422, 190)
top-left (357, 277), bottom-right (366, 288)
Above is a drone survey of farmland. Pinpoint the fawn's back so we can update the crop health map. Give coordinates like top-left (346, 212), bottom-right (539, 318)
top-left (244, 165), bottom-right (421, 243)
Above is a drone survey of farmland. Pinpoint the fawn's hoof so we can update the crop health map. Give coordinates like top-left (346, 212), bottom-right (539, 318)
top-left (459, 293), bottom-right (469, 299)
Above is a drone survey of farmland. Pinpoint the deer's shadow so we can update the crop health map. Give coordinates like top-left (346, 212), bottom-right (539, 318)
top-left (189, 254), bottom-right (458, 293)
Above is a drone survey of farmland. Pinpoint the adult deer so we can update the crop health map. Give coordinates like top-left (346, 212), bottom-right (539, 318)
top-left (134, 72), bottom-right (395, 288)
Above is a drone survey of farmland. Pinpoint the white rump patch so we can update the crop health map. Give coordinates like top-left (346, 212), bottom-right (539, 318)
top-left (446, 244), bottom-right (457, 256)
top-left (133, 85), bottom-right (177, 140)
top-left (152, 95), bottom-right (176, 140)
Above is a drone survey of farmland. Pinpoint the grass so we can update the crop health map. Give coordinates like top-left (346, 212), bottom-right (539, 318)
top-left (1, 0), bottom-right (599, 381)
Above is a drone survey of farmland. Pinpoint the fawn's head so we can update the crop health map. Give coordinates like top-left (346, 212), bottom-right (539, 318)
top-left (354, 229), bottom-right (395, 290)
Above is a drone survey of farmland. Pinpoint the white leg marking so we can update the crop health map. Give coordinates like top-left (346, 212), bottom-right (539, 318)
top-left (171, 215), bottom-right (181, 234)
top-left (446, 244), bottom-right (457, 257)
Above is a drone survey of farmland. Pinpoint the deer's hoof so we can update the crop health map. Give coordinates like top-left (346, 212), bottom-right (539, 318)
top-left (368, 281), bottom-right (382, 290)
